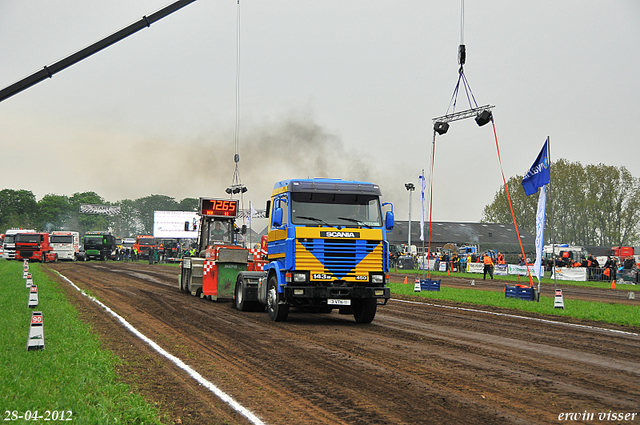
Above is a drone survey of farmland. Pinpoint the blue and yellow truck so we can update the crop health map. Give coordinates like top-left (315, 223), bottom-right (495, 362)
top-left (236, 178), bottom-right (394, 323)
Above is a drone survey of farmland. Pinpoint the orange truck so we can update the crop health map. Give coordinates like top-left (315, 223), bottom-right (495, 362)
top-left (134, 235), bottom-right (157, 259)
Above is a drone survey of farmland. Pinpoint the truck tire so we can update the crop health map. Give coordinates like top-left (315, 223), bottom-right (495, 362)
top-left (235, 277), bottom-right (261, 311)
top-left (267, 275), bottom-right (289, 322)
top-left (353, 298), bottom-right (377, 324)
top-left (180, 267), bottom-right (191, 293)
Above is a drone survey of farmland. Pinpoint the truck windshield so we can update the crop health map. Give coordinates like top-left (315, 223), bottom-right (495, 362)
top-left (51, 235), bottom-right (74, 244)
top-left (290, 192), bottom-right (382, 227)
top-left (16, 234), bottom-right (41, 243)
top-left (84, 237), bottom-right (103, 248)
top-left (5, 235), bottom-right (15, 244)
top-left (139, 239), bottom-right (156, 246)
top-left (208, 220), bottom-right (232, 244)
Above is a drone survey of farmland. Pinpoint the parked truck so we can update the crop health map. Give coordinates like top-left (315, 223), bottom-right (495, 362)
top-left (134, 235), bottom-right (157, 260)
top-left (83, 231), bottom-right (116, 261)
top-left (50, 231), bottom-right (80, 261)
top-left (3, 228), bottom-right (36, 260)
top-left (179, 178), bottom-right (394, 323)
top-left (15, 232), bottom-right (58, 262)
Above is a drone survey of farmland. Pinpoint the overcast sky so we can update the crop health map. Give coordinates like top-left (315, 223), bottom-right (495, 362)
top-left (1, 0), bottom-right (639, 224)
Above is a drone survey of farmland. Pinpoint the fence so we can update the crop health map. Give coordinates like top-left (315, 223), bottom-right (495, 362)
top-left (409, 258), bottom-right (639, 283)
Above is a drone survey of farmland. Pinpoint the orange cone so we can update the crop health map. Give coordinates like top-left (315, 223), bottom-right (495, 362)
top-left (447, 267), bottom-right (450, 276)
top-left (611, 280), bottom-right (616, 289)
top-left (404, 276), bottom-right (408, 285)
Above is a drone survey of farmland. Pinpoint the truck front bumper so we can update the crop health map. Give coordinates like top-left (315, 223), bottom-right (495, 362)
top-left (284, 286), bottom-right (390, 301)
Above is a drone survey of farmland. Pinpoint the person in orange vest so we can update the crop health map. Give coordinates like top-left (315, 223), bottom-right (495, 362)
top-left (483, 253), bottom-right (494, 280)
top-left (497, 252), bottom-right (505, 265)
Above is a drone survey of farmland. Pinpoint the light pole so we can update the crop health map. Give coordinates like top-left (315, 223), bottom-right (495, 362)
top-left (405, 183), bottom-right (415, 255)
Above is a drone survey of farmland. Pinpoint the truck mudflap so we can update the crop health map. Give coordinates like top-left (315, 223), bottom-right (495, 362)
top-left (284, 286), bottom-right (390, 303)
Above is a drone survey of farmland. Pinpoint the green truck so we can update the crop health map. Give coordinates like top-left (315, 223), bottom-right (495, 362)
top-left (83, 231), bottom-right (116, 261)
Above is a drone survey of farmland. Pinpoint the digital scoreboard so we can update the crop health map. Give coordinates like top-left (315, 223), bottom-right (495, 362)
top-left (198, 198), bottom-right (238, 218)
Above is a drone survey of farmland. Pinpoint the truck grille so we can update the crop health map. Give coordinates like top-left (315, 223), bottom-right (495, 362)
top-left (297, 239), bottom-right (382, 279)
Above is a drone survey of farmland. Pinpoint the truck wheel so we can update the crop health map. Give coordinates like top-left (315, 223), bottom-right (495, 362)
top-left (54, 254), bottom-right (58, 263)
top-left (180, 267), bottom-right (191, 293)
top-left (267, 276), bottom-right (289, 322)
top-left (236, 277), bottom-right (262, 312)
top-left (353, 298), bottom-right (377, 324)
top-left (235, 277), bottom-right (248, 311)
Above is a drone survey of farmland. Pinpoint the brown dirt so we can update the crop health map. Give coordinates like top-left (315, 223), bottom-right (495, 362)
top-left (44, 262), bottom-right (640, 425)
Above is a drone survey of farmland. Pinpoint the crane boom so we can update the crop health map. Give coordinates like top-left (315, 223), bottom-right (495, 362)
top-left (0, 0), bottom-right (196, 103)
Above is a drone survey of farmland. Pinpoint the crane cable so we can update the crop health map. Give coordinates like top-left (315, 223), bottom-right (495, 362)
top-left (444, 0), bottom-right (479, 116)
top-left (230, 0), bottom-right (247, 231)
top-left (429, 0), bottom-right (533, 286)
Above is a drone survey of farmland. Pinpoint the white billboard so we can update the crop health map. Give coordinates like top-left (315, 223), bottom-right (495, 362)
top-left (153, 211), bottom-right (200, 239)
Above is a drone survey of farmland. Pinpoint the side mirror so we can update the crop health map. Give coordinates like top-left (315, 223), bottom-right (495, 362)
top-left (385, 210), bottom-right (395, 231)
top-left (241, 224), bottom-right (247, 235)
top-left (273, 207), bottom-right (283, 228)
top-left (265, 200), bottom-right (271, 218)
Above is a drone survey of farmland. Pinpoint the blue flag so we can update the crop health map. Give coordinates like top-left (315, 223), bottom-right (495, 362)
top-left (521, 138), bottom-right (550, 196)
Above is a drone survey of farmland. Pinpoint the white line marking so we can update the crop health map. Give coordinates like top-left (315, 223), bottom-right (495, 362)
top-left (391, 298), bottom-right (640, 337)
top-left (55, 271), bottom-right (266, 425)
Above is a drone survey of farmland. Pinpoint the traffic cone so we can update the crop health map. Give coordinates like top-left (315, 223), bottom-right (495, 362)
top-left (403, 276), bottom-right (408, 285)
top-left (611, 280), bottom-right (616, 289)
top-left (447, 267), bottom-right (450, 276)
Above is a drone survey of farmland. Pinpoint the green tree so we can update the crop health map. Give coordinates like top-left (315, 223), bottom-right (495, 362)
top-left (178, 197), bottom-right (198, 212)
top-left (111, 199), bottom-right (141, 238)
top-left (37, 194), bottom-right (73, 231)
top-left (482, 160), bottom-right (640, 247)
top-left (133, 195), bottom-right (180, 234)
top-left (0, 189), bottom-right (38, 232)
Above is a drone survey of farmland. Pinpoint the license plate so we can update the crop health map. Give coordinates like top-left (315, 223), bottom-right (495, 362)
top-left (327, 299), bottom-right (351, 306)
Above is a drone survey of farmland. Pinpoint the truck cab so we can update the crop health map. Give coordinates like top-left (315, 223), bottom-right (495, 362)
top-left (15, 232), bottom-right (57, 262)
top-left (238, 178), bottom-right (394, 323)
top-left (50, 231), bottom-right (80, 261)
top-left (83, 231), bottom-right (116, 261)
top-left (133, 235), bottom-right (157, 260)
top-left (3, 228), bottom-right (36, 260)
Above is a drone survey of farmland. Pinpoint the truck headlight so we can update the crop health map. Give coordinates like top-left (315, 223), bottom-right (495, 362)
top-left (293, 289), bottom-right (304, 295)
top-left (371, 274), bottom-right (384, 284)
top-left (374, 289), bottom-right (384, 296)
top-left (293, 272), bottom-right (307, 283)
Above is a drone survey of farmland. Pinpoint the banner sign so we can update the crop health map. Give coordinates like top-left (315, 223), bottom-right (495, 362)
top-left (80, 204), bottom-right (121, 215)
top-left (467, 263), bottom-right (484, 274)
top-left (508, 265), bottom-right (531, 276)
top-left (550, 267), bottom-right (587, 281)
top-left (153, 211), bottom-right (200, 239)
top-left (495, 264), bottom-right (508, 276)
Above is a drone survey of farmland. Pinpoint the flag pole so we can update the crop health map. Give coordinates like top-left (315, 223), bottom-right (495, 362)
top-left (547, 136), bottom-right (557, 293)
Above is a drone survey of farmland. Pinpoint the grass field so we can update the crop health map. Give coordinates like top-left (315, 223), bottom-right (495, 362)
top-left (0, 259), bottom-right (164, 424)
top-left (390, 281), bottom-right (640, 328)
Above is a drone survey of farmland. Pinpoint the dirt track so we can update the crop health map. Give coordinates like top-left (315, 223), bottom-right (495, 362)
top-left (45, 262), bottom-right (640, 424)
